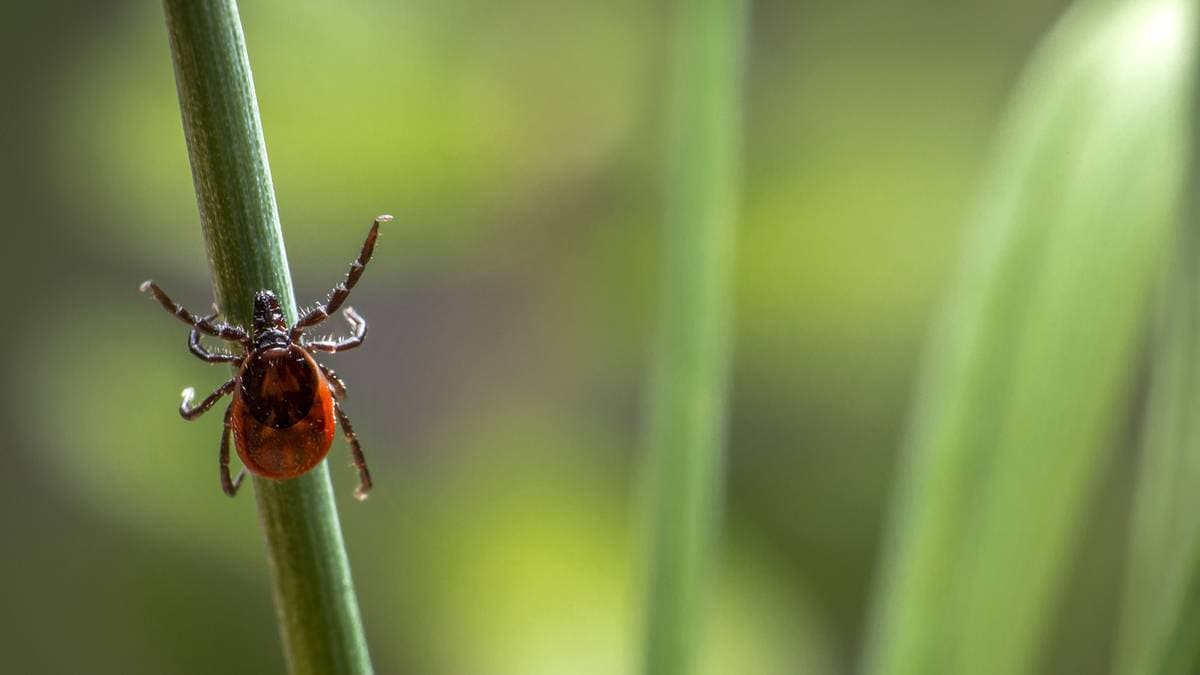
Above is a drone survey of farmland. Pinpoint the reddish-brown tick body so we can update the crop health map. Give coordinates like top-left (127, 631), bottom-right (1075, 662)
top-left (231, 343), bottom-right (336, 479)
top-left (141, 216), bottom-right (390, 501)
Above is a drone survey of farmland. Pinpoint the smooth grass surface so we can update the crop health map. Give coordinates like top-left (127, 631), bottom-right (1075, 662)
top-left (1118, 5), bottom-right (1200, 674)
top-left (638, 0), bottom-right (749, 674)
top-left (162, 1), bottom-right (373, 674)
top-left (863, 2), bottom-right (1194, 675)
top-left (1118, 200), bottom-right (1200, 675)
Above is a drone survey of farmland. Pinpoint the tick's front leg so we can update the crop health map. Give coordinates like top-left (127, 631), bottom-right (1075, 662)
top-left (180, 379), bottom-right (236, 420)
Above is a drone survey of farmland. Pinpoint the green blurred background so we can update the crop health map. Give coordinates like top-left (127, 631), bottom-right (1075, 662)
top-left (0, 1), bottom-right (1103, 673)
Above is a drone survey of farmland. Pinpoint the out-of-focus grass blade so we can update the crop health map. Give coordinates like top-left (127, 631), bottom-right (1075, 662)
top-left (1118, 12), bottom-right (1200, 673)
top-left (1118, 226), bottom-right (1200, 675)
top-left (637, 0), bottom-right (749, 674)
top-left (863, 2), bottom-right (1193, 675)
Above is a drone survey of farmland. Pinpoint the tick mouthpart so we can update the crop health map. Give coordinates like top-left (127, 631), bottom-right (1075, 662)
top-left (253, 290), bottom-right (287, 331)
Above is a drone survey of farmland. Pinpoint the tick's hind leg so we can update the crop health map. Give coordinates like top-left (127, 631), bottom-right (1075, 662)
top-left (219, 407), bottom-right (245, 497)
top-left (180, 379), bottom-right (236, 420)
top-left (316, 362), bottom-right (347, 400)
top-left (333, 400), bottom-right (372, 501)
top-left (291, 215), bottom-right (390, 338)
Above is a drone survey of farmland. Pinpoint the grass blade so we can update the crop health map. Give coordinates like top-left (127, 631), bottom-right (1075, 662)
top-left (1117, 6), bottom-right (1200, 674)
top-left (862, 2), bottom-right (1193, 675)
top-left (637, 0), bottom-right (750, 674)
top-left (162, 1), bottom-right (373, 673)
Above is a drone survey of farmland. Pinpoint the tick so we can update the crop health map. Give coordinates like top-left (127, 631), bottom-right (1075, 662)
top-left (141, 215), bottom-right (391, 501)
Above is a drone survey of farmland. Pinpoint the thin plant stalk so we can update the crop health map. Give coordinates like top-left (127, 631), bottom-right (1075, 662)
top-left (1116, 3), bottom-right (1200, 673)
top-left (161, 1), bottom-right (373, 673)
top-left (638, 0), bottom-right (749, 674)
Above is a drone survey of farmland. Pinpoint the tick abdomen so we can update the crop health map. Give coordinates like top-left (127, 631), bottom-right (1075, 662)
top-left (240, 346), bottom-right (319, 428)
top-left (231, 348), bottom-right (335, 479)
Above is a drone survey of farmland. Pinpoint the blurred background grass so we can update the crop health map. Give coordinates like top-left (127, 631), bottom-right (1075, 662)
top-left (4, 0), bottom-right (1186, 673)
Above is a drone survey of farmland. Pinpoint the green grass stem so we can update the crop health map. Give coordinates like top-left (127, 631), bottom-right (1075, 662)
top-left (637, 1), bottom-right (749, 674)
top-left (161, 2), bottom-right (373, 673)
top-left (1116, 3), bottom-right (1200, 674)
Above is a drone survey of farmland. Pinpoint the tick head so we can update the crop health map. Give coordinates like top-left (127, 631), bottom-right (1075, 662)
top-left (253, 290), bottom-right (287, 334)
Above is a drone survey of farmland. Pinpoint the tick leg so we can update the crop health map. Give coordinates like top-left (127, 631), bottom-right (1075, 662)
top-left (180, 379), bottom-right (236, 420)
top-left (291, 215), bottom-right (390, 339)
top-left (334, 400), bottom-right (372, 501)
top-left (141, 281), bottom-right (248, 343)
top-left (304, 308), bottom-right (367, 354)
top-left (316, 362), bottom-right (348, 401)
top-left (190, 312), bottom-right (244, 364)
top-left (220, 406), bottom-right (246, 497)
